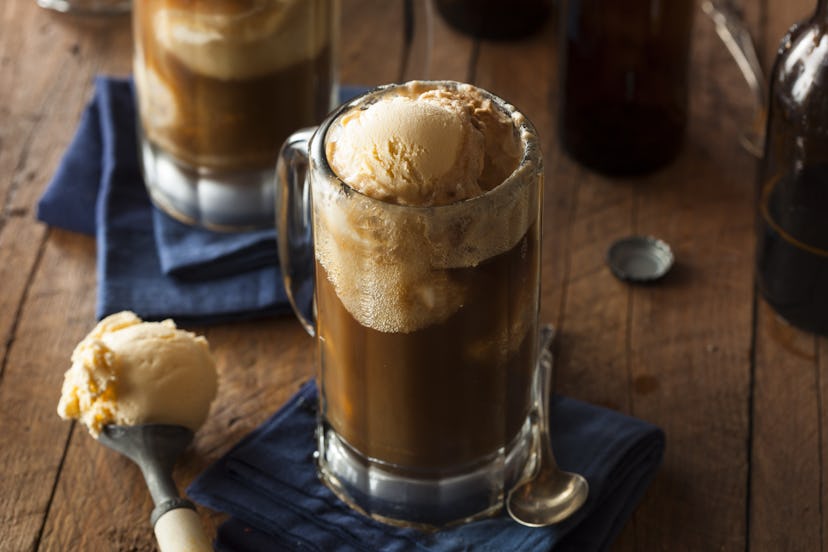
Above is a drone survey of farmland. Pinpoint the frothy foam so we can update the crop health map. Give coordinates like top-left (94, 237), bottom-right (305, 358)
top-left (314, 82), bottom-right (541, 334)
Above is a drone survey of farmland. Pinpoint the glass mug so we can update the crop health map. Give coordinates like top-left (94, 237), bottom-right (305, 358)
top-left (276, 81), bottom-right (545, 526)
top-left (133, 0), bottom-right (338, 230)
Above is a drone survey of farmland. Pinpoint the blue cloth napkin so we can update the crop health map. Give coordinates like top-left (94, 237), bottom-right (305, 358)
top-left (153, 212), bottom-right (277, 280)
top-left (37, 77), bottom-right (365, 324)
top-left (188, 380), bottom-right (665, 552)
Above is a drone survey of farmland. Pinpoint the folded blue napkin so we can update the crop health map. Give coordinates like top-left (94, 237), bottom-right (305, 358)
top-left (35, 77), bottom-right (289, 323)
top-left (188, 380), bottom-right (665, 552)
top-left (36, 77), bottom-right (365, 324)
top-left (153, 212), bottom-right (277, 280)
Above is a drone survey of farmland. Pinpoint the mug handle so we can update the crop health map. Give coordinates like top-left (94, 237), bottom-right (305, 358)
top-left (276, 127), bottom-right (318, 337)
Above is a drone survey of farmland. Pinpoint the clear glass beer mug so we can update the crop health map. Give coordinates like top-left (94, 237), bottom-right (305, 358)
top-left (133, 0), bottom-right (338, 230)
top-left (276, 81), bottom-right (544, 527)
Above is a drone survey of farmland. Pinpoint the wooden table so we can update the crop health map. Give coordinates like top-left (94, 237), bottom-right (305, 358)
top-left (1, 1), bottom-right (823, 550)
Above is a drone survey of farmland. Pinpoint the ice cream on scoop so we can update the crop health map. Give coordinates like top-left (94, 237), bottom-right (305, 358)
top-left (326, 82), bottom-right (522, 206)
top-left (57, 311), bottom-right (218, 438)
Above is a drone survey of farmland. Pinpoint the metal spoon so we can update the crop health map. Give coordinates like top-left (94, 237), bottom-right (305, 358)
top-left (99, 424), bottom-right (212, 552)
top-left (507, 326), bottom-right (589, 527)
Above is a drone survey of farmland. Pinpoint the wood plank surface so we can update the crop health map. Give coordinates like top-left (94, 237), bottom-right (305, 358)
top-left (0, 4), bottom-right (132, 551)
top-left (2, 0), bottom-right (828, 551)
top-left (749, 1), bottom-right (826, 551)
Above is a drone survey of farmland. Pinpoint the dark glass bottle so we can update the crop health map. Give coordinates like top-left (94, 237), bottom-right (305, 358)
top-left (558, 0), bottom-right (695, 176)
top-left (756, 1), bottom-right (828, 335)
top-left (434, 0), bottom-right (552, 40)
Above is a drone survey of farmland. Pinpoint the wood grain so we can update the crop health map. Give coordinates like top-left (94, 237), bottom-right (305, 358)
top-left (2, 0), bottom-right (828, 551)
top-left (0, 3), bottom-right (131, 551)
top-left (632, 4), bottom-right (757, 547)
top-left (0, 229), bottom-right (97, 552)
top-left (752, 302), bottom-right (822, 551)
top-left (339, 0), bottom-right (409, 86)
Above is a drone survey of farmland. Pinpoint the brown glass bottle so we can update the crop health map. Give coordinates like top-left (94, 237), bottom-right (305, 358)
top-left (558, 0), bottom-right (694, 176)
top-left (434, 0), bottom-right (551, 40)
top-left (756, 1), bottom-right (828, 335)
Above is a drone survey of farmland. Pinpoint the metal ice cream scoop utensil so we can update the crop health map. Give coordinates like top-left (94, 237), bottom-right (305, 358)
top-left (507, 326), bottom-right (589, 527)
top-left (99, 424), bottom-right (212, 552)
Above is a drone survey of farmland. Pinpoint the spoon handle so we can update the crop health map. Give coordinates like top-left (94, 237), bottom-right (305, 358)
top-left (535, 324), bottom-right (556, 460)
top-left (154, 507), bottom-right (213, 552)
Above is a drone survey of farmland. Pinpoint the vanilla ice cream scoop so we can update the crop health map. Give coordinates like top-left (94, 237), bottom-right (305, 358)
top-left (152, 0), bottom-right (330, 80)
top-left (57, 311), bottom-right (218, 438)
top-left (326, 82), bottom-right (521, 206)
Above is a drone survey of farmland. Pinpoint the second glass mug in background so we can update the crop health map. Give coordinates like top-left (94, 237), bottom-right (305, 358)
top-left (132, 0), bottom-right (338, 230)
top-left (132, 0), bottom-right (434, 232)
top-left (276, 82), bottom-right (544, 526)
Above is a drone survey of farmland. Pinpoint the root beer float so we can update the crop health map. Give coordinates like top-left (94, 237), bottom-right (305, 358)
top-left (290, 81), bottom-right (545, 526)
top-left (134, 0), bottom-right (336, 229)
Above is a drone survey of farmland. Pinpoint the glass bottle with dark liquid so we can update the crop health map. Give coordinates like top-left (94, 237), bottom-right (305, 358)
top-left (756, 0), bottom-right (828, 335)
top-left (558, 0), bottom-right (694, 176)
top-left (434, 0), bottom-right (552, 40)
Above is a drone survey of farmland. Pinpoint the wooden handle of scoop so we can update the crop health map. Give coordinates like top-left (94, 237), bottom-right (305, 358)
top-left (153, 507), bottom-right (213, 552)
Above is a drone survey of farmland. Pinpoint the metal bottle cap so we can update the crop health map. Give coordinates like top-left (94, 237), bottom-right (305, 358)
top-left (606, 236), bottom-right (674, 282)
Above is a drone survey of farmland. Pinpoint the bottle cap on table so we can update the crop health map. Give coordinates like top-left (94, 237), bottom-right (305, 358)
top-left (606, 236), bottom-right (674, 283)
